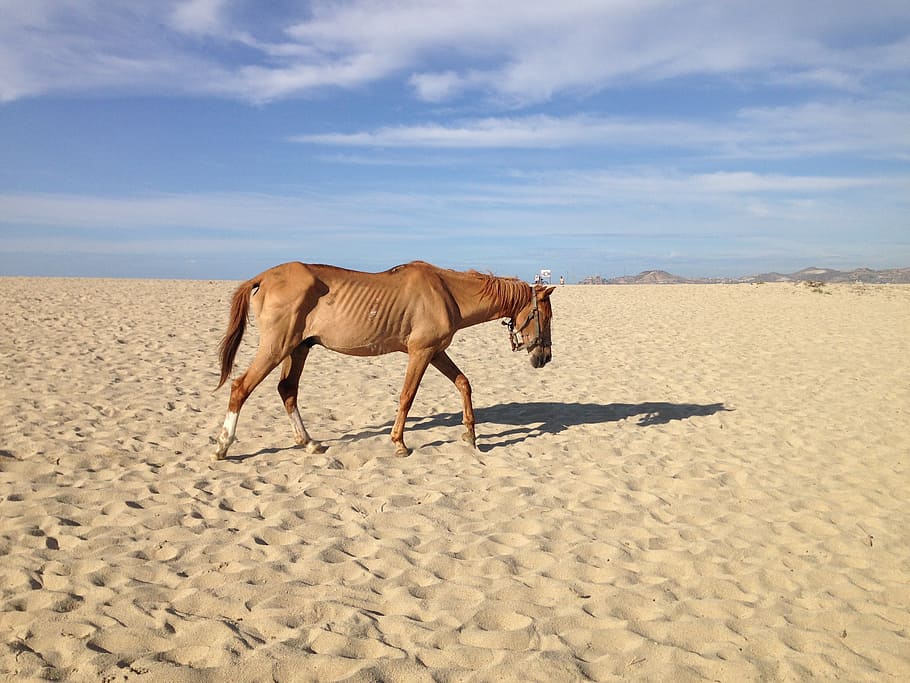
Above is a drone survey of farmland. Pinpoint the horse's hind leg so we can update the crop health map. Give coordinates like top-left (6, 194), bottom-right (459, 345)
top-left (277, 343), bottom-right (325, 454)
top-left (214, 345), bottom-right (284, 460)
top-left (431, 351), bottom-right (476, 449)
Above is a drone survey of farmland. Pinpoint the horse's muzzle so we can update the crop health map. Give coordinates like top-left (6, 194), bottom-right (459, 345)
top-left (530, 346), bottom-right (552, 368)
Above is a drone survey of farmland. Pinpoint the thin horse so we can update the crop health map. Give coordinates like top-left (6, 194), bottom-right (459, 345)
top-left (214, 260), bottom-right (554, 459)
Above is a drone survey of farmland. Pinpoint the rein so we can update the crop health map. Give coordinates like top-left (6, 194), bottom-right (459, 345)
top-left (503, 288), bottom-right (547, 353)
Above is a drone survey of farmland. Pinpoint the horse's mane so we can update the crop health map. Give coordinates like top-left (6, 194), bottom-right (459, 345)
top-left (468, 270), bottom-right (531, 317)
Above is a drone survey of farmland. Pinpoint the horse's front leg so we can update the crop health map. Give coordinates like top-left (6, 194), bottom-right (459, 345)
top-left (277, 344), bottom-right (326, 454)
top-left (391, 349), bottom-right (434, 456)
top-left (431, 351), bottom-right (476, 449)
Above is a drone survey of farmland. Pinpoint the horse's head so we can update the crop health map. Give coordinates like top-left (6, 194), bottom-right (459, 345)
top-left (509, 285), bottom-right (555, 368)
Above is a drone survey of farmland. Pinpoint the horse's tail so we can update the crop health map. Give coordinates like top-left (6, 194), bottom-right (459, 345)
top-left (217, 276), bottom-right (260, 389)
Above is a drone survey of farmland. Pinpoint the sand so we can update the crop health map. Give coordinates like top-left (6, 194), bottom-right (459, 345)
top-left (1, 276), bottom-right (908, 682)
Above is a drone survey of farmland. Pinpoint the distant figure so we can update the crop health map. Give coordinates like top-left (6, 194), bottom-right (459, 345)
top-left (559, 275), bottom-right (565, 285)
top-left (534, 273), bottom-right (541, 284)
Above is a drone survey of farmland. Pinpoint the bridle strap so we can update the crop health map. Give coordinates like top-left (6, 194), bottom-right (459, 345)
top-left (503, 288), bottom-right (546, 353)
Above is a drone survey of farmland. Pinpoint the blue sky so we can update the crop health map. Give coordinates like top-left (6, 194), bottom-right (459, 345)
top-left (1, 1), bottom-right (908, 281)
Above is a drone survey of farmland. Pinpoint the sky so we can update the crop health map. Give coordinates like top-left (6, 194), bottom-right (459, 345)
top-left (1, 1), bottom-right (908, 281)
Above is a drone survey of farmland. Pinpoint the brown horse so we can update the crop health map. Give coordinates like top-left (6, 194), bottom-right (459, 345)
top-left (214, 260), bottom-right (554, 459)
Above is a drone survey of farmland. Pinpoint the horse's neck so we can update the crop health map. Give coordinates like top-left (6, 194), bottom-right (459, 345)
top-left (458, 295), bottom-right (503, 328)
top-left (446, 272), bottom-right (529, 329)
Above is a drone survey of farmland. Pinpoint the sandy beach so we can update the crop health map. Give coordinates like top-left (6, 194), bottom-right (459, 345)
top-left (1, 276), bottom-right (908, 682)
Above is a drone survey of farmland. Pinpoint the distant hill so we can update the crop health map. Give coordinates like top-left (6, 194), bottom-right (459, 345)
top-left (580, 269), bottom-right (732, 285)
top-left (580, 266), bottom-right (910, 285)
top-left (738, 266), bottom-right (910, 284)
top-left (582, 270), bottom-right (724, 285)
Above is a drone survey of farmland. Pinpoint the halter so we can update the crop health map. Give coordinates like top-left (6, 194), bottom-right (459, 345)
top-left (503, 288), bottom-right (548, 353)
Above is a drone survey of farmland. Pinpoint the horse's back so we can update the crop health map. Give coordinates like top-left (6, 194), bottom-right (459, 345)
top-left (252, 260), bottom-right (444, 302)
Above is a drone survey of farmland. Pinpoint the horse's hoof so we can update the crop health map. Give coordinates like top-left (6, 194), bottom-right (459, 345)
top-left (214, 433), bottom-right (234, 461)
top-left (305, 440), bottom-right (327, 454)
top-left (461, 432), bottom-right (477, 449)
top-left (394, 445), bottom-right (412, 457)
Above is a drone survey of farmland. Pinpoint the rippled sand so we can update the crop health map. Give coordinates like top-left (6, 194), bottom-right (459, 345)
top-left (1, 277), bottom-right (908, 681)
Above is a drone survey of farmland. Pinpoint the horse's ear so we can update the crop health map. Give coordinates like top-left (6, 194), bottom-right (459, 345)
top-left (541, 286), bottom-right (556, 299)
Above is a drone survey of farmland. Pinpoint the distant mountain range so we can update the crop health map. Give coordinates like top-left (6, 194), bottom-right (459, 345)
top-left (580, 266), bottom-right (910, 285)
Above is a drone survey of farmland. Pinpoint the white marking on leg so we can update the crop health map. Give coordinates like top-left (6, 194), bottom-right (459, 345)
top-left (288, 406), bottom-right (326, 453)
top-left (222, 411), bottom-right (238, 439)
top-left (214, 411), bottom-right (238, 459)
top-left (288, 408), bottom-right (310, 444)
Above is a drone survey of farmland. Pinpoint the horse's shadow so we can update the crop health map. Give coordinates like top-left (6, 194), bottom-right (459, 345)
top-left (346, 401), bottom-right (732, 452)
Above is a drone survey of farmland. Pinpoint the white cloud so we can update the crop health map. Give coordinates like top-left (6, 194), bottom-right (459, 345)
top-left (2, 169), bottom-right (903, 235)
top-left (0, 192), bottom-right (329, 231)
top-left (0, 2), bottom-right (223, 101)
top-left (2, 168), bottom-right (907, 277)
top-left (1, 1), bottom-right (908, 103)
top-left (688, 172), bottom-right (884, 194)
top-left (733, 101), bottom-right (910, 157)
top-left (472, 170), bottom-right (907, 214)
top-left (291, 102), bottom-right (910, 160)
top-left (293, 114), bottom-right (712, 148)
top-left (220, 51), bottom-right (398, 101)
top-left (276, 1), bottom-right (910, 104)
top-left (170, 0), bottom-right (228, 36)
top-left (408, 71), bottom-right (470, 103)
